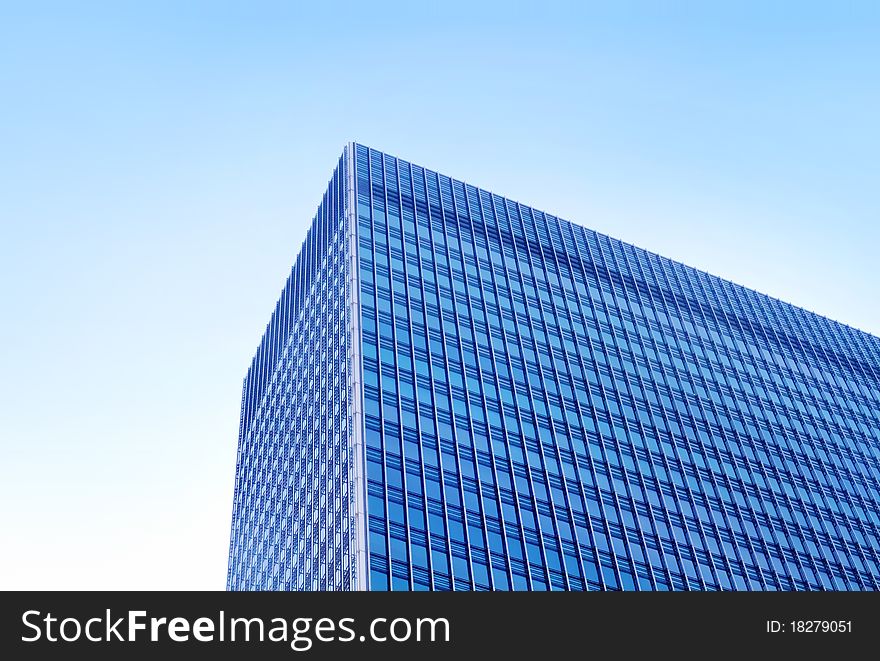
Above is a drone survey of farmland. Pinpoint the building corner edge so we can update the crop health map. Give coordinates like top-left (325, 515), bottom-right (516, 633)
top-left (346, 142), bottom-right (369, 591)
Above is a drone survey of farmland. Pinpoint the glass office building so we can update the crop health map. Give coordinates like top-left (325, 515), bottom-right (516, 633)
top-left (227, 143), bottom-right (880, 591)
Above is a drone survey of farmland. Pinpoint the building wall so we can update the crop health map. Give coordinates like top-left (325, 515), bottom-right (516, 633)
top-left (227, 150), bottom-right (360, 590)
top-left (230, 143), bottom-right (880, 591)
top-left (354, 144), bottom-right (880, 591)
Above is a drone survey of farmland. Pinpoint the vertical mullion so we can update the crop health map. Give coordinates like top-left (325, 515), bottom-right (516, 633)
top-left (488, 193), bottom-right (557, 590)
top-left (505, 202), bottom-right (572, 590)
top-left (427, 169), bottom-right (475, 590)
top-left (412, 164), bottom-right (457, 591)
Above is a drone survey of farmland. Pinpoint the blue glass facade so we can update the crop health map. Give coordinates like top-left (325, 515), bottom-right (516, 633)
top-left (229, 143), bottom-right (880, 591)
top-left (227, 151), bottom-right (364, 590)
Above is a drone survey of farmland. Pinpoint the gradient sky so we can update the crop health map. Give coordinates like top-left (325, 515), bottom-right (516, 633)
top-left (1, 1), bottom-right (878, 590)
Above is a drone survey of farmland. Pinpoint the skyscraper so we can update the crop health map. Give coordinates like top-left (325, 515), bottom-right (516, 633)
top-left (227, 143), bottom-right (880, 591)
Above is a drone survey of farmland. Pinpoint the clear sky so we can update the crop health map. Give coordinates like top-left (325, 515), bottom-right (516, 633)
top-left (1, 1), bottom-right (878, 590)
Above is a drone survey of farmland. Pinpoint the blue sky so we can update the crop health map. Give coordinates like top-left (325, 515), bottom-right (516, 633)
top-left (1, 2), bottom-right (878, 589)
